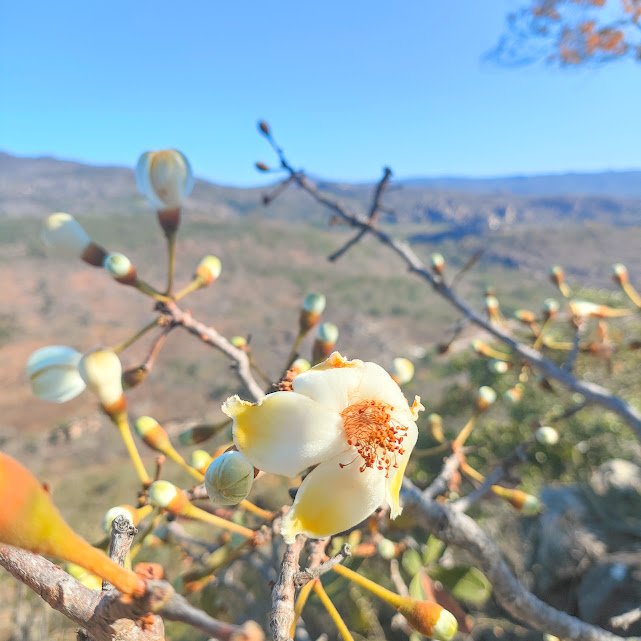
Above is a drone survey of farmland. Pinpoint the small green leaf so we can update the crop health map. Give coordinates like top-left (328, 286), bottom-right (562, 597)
top-left (428, 566), bottom-right (492, 605)
top-left (402, 549), bottom-right (423, 576)
top-left (409, 572), bottom-right (426, 601)
top-left (423, 535), bottom-right (446, 565)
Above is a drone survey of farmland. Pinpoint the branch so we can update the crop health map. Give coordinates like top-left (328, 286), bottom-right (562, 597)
top-left (102, 516), bottom-right (137, 593)
top-left (294, 543), bottom-right (351, 588)
top-left (158, 300), bottom-right (265, 402)
top-left (400, 481), bottom-right (624, 641)
top-left (271, 535), bottom-right (306, 641)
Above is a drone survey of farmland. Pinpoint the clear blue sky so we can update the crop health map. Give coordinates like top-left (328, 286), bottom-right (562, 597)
top-left (1, 1), bottom-right (639, 186)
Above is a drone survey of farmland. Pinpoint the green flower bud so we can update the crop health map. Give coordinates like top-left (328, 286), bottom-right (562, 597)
top-left (204, 451), bottom-right (254, 506)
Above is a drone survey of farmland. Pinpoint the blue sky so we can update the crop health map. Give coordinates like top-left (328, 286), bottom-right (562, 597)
top-left (1, 1), bottom-right (639, 186)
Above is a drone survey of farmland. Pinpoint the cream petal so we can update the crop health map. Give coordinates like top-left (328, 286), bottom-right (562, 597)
top-left (26, 345), bottom-right (86, 403)
top-left (280, 450), bottom-right (387, 544)
top-left (223, 393), bottom-right (347, 478)
top-left (385, 418), bottom-right (418, 519)
top-left (135, 152), bottom-right (165, 210)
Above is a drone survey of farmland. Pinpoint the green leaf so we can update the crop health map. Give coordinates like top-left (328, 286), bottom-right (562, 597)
top-left (408, 572), bottom-right (426, 600)
top-left (423, 535), bottom-right (446, 565)
top-left (402, 548), bottom-right (423, 576)
top-left (428, 566), bottom-right (492, 605)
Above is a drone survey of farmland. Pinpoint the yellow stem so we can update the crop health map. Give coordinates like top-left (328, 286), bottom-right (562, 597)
top-left (559, 282), bottom-right (571, 298)
top-left (332, 564), bottom-right (404, 609)
top-left (285, 332), bottom-right (305, 370)
top-left (183, 503), bottom-right (255, 538)
top-left (413, 441), bottom-right (451, 457)
top-left (623, 282), bottom-right (641, 308)
top-left (174, 278), bottom-right (204, 302)
top-left (533, 317), bottom-right (553, 351)
top-left (112, 318), bottom-right (160, 354)
top-left (314, 581), bottom-right (355, 641)
top-left (460, 460), bottom-right (485, 483)
top-left (166, 232), bottom-right (176, 296)
top-left (290, 579), bottom-right (316, 637)
top-left (130, 510), bottom-right (163, 559)
top-left (134, 279), bottom-right (172, 302)
top-left (542, 339), bottom-right (573, 350)
top-left (451, 412), bottom-right (479, 450)
top-left (164, 447), bottom-right (205, 482)
top-left (114, 414), bottom-right (152, 486)
top-left (483, 345), bottom-right (511, 361)
top-left (239, 500), bottom-right (274, 520)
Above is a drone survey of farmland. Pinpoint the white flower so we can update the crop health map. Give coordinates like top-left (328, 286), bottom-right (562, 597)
top-left (41, 213), bottom-right (91, 258)
top-left (26, 346), bottom-right (86, 403)
top-left (135, 149), bottom-right (194, 210)
top-left (223, 352), bottom-right (423, 543)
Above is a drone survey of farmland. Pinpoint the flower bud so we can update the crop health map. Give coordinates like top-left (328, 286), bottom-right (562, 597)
top-left (570, 300), bottom-right (631, 319)
top-left (485, 295), bottom-right (500, 314)
top-left (612, 263), bottom-right (628, 286)
top-left (535, 426), bottom-right (559, 445)
top-left (258, 120), bottom-right (271, 136)
top-left (503, 385), bottom-right (523, 404)
top-left (148, 480), bottom-right (189, 513)
top-left (255, 161), bottom-right (270, 172)
top-left (390, 357), bottom-right (414, 385)
top-left (397, 599), bottom-right (458, 641)
top-left (290, 358), bottom-right (311, 375)
top-left (195, 255), bottom-right (222, 285)
top-left (102, 505), bottom-right (137, 534)
top-left (476, 386), bottom-right (497, 411)
top-left (135, 149), bottom-right (194, 211)
top-left (549, 265), bottom-right (570, 296)
top-left (488, 359), bottom-right (509, 374)
top-left (179, 424), bottom-right (219, 446)
top-left (103, 252), bottom-right (137, 285)
top-left (26, 345), bottom-right (86, 403)
top-left (491, 485), bottom-right (542, 515)
top-left (377, 538), bottom-right (397, 560)
top-left (299, 293), bottom-right (326, 333)
top-left (134, 416), bottom-right (171, 452)
top-left (428, 413), bottom-right (445, 442)
top-left (41, 213), bottom-right (107, 266)
top-left (78, 348), bottom-right (124, 412)
top-left (312, 322), bottom-right (339, 364)
top-left (542, 298), bottom-right (559, 319)
top-left (514, 309), bottom-right (537, 324)
top-left (190, 449), bottom-right (214, 476)
top-left (204, 451), bottom-right (254, 506)
top-left (430, 253), bottom-right (445, 274)
top-left (230, 336), bottom-right (248, 349)
top-left (122, 365), bottom-right (149, 390)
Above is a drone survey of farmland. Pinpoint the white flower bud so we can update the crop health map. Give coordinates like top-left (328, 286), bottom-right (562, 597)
top-left (476, 386), bottom-right (497, 410)
top-left (26, 345), bottom-right (86, 403)
top-left (204, 451), bottom-right (254, 506)
top-left (302, 293), bottom-right (326, 314)
top-left (102, 506), bottom-right (134, 534)
top-left (391, 357), bottom-right (414, 385)
top-left (195, 255), bottom-right (222, 284)
top-left (41, 213), bottom-right (91, 258)
top-left (78, 348), bottom-right (123, 408)
top-left (317, 322), bottom-right (339, 344)
top-left (535, 426), bottom-right (559, 445)
top-left (148, 480), bottom-right (181, 509)
top-left (135, 149), bottom-right (194, 210)
top-left (103, 252), bottom-right (134, 280)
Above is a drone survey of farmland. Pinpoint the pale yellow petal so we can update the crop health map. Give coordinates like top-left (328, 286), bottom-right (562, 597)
top-left (355, 361), bottom-right (416, 423)
top-left (292, 362), bottom-right (364, 413)
top-left (385, 418), bottom-right (418, 519)
top-left (280, 450), bottom-right (387, 543)
top-left (223, 393), bottom-right (346, 478)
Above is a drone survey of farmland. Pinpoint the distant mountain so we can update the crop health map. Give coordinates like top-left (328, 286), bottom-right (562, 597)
top-left (398, 171), bottom-right (641, 199)
top-left (1, 152), bottom-right (640, 235)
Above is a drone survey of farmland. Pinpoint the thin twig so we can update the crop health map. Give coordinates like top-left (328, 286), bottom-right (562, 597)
top-left (294, 543), bottom-right (351, 588)
top-left (423, 453), bottom-right (461, 500)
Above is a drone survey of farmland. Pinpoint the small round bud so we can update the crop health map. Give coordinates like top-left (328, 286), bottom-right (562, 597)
top-left (179, 424), bottom-right (218, 445)
top-left (476, 386), bottom-right (497, 411)
top-left (134, 416), bottom-right (171, 452)
top-left (258, 120), bottom-right (271, 136)
top-left (317, 322), bottom-right (339, 344)
top-left (255, 161), bottom-right (270, 172)
top-left (492, 485), bottom-right (542, 515)
top-left (302, 293), bottom-right (326, 314)
top-left (135, 149), bottom-right (194, 210)
top-left (190, 449), bottom-right (214, 475)
top-left (103, 252), bottom-right (137, 285)
top-left (204, 451), bottom-right (254, 505)
top-left (397, 599), bottom-right (458, 640)
top-left (102, 505), bottom-right (136, 534)
top-left (549, 265), bottom-right (564, 281)
top-left (290, 358), bottom-right (311, 374)
top-left (391, 357), bottom-right (414, 385)
top-left (230, 336), bottom-right (248, 349)
top-left (41, 213), bottom-right (91, 258)
top-left (514, 309), bottom-right (537, 324)
top-left (148, 480), bottom-right (187, 512)
top-left (488, 359), bottom-right (509, 374)
top-left (195, 255), bottom-right (222, 285)
top-left (26, 345), bottom-right (86, 403)
top-left (535, 426), bottom-right (559, 445)
top-left (485, 295), bottom-right (499, 312)
top-left (542, 298), bottom-right (559, 318)
top-left (377, 538), bottom-right (397, 560)
top-left (430, 253), bottom-right (445, 274)
top-left (78, 348), bottom-right (123, 409)
top-left (612, 263), bottom-right (628, 285)
top-left (503, 385), bottom-right (523, 404)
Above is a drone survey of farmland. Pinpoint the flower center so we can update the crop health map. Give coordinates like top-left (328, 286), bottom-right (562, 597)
top-left (340, 400), bottom-right (408, 477)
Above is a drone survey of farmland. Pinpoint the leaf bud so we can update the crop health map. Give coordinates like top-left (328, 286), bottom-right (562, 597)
top-left (255, 161), bottom-right (270, 172)
top-left (26, 345), bottom-right (86, 403)
top-left (390, 357), bottom-right (414, 385)
top-left (258, 120), bottom-right (271, 136)
top-left (204, 451), bottom-right (254, 506)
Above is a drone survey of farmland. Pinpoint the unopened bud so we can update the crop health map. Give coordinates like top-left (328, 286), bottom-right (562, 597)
top-left (26, 345), bottom-right (86, 403)
top-left (122, 365), bottom-right (148, 390)
top-left (255, 161), bottom-right (270, 172)
top-left (195, 255), bottom-right (222, 285)
top-left (190, 449), bottom-right (214, 476)
top-left (135, 149), bottom-right (194, 212)
top-left (102, 505), bottom-right (137, 534)
top-left (390, 357), bottom-right (414, 385)
top-left (104, 252), bottom-right (137, 285)
top-left (377, 538), bottom-right (397, 560)
top-left (476, 386), bottom-right (497, 411)
top-left (178, 424), bottom-right (219, 446)
top-left (488, 359), bottom-right (509, 374)
top-left (290, 358), bottom-right (311, 375)
top-left (134, 416), bottom-right (171, 452)
top-left (428, 413), bottom-right (445, 443)
top-left (485, 295), bottom-right (500, 313)
top-left (78, 349), bottom-right (124, 411)
top-left (204, 451), bottom-right (254, 505)
top-left (430, 253), bottom-right (445, 274)
top-left (397, 599), bottom-right (458, 641)
top-left (549, 266), bottom-right (570, 296)
top-left (258, 120), bottom-right (271, 136)
top-left (148, 480), bottom-right (188, 513)
top-left (535, 426), bottom-right (559, 445)
top-left (542, 298), bottom-right (559, 319)
top-left (42, 213), bottom-right (107, 266)
top-left (491, 485), bottom-right (542, 515)
top-left (570, 300), bottom-right (631, 319)
top-left (503, 385), bottom-right (523, 404)
top-left (230, 336), bottom-right (248, 349)
top-left (312, 322), bottom-right (339, 364)
top-left (299, 293), bottom-right (326, 333)
top-left (612, 263), bottom-right (628, 286)
top-left (514, 309), bottom-right (537, 324)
